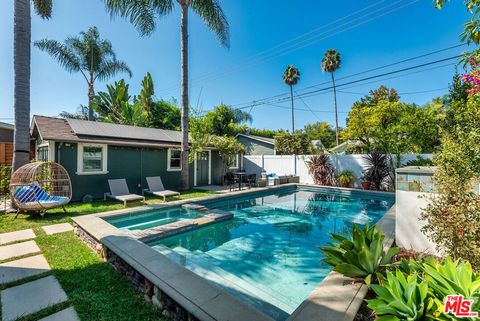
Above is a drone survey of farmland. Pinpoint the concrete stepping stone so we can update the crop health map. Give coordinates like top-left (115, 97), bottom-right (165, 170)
top-left (1, 275), bottom-right (68, 321)
top-left (38, 307), bottom-right (80, 321)
top-left (0, 240), bottom-right (40, 261)
top-left (0, 254), bottom-right (51, 284)
top-left (41, 223), bottom-right (73, 235)
top-left (0, 229), bottom-right (36, 245)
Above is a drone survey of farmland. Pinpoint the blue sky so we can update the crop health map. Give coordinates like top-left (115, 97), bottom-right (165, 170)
top-left (0, 0), bottom-right (471, 130)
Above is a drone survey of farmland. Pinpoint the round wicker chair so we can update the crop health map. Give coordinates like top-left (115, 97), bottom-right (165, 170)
top-left (10, 162), bottom-right (72, 213)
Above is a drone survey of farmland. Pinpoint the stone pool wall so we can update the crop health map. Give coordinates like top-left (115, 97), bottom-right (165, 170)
top-left (73, 223), bottom-right (199, 321)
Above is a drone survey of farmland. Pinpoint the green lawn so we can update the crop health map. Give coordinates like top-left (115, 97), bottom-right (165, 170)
top-left (2, 229), bottom-right (166, 321)
top-left (0, 189), bottom-right (216, 233)
top-left (0, 189), bottom-right (217, 321)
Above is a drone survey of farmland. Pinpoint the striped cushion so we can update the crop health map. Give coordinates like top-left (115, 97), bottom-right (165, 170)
top-left (14, 182), bottom-right (58, 203)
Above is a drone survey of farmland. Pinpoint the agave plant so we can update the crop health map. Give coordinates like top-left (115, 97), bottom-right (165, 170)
top-left (305, 154), bottom-right (335, 186)
top-left (367, 270), bottom-right (440, 321)
top-left (422, 257), bottom-right (480, 314)
top-left (320, 223), bottom-right (400, 284)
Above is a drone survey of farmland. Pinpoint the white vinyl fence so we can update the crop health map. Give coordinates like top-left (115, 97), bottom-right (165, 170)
top-left (243, 154), bottom-right (433, 188)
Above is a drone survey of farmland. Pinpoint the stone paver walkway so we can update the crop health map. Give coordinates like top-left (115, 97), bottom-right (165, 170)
top-left (0, 229), bottom-right (36, 245)
top-left (38, 307), bottom-right (80, 321)
top-left (41, 223), bottom-right (74, 235)
top-left (0, 240), bottom-right (40, 261)
top-left (0, 225), bottom-right (79, 321)
top-left (1, 275), bottom-right (68, 321)
top-left (0, 254), bottom-right (51, 284)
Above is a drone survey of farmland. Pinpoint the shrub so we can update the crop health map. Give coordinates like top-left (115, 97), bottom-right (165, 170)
top-left (405, 156), bottom-right (434, 167)
top-left (367, 270), bottom-right (440, 321)
top-left (320, 224), bottom-right (400, 284)
top-left (362, 151), bottom-right (391, 191)
top-left (0, 165), bottom-right (11, 196)
top-left (274, 133), bottom-right (311, 155)
top-left (305, 154), bottom-right (335, 186)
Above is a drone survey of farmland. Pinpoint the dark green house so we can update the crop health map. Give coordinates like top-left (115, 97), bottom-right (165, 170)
top-left (236, 134), bottom-right (276, 155)
top-left (31, 116), bottom-right (224, 202)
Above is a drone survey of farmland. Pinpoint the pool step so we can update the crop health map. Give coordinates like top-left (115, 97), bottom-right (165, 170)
top-left (166, 246), bottom-right (293, 321)
top-left (131, 210), bottom-right (234, 242)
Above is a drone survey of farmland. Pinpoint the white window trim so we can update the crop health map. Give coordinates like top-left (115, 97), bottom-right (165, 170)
top-left (36, 140), bottom-right (55, 162)
top-left (167, 148), bottom-right (182, 172)
top-left (76, 143), bottom-right (108, 175)
top-left (229, 154), bottom-right (240, 169)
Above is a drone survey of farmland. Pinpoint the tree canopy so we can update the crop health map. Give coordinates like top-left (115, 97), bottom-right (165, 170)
top-left (343, 86), bottom-right (443, 154)
top-left (91, 73), bottom-right (180, 129)
top-left (303, 121), bottom-right (337, 149)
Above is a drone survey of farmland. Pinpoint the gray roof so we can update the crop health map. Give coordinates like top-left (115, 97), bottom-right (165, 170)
top-left (31, 115), bottom-right (183, 148)
top-left (236, 134), bottom-right (275, 145)
top-left (0, 122), bottom-right (14, 131)
top-left (67, 119), bottom-right (182, 143)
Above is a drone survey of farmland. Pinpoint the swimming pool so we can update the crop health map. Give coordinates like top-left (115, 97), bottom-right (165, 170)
top-left (145, 187), bottom-right (394, 320)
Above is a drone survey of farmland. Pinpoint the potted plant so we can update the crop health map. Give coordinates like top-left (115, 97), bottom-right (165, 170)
top-left (337, 170), bottom-right (356, 188)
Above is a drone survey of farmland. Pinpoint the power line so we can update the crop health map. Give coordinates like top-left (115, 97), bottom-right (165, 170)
top-left (231, 44), bottom-right (464, 108)
top-left (234, 55), bottom-right (460, 109)
top-left (158, 0), bottom-right (419, 94)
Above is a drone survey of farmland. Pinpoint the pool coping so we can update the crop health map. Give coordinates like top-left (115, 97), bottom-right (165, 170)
top-left (72, 184), bottom-right (395, 321)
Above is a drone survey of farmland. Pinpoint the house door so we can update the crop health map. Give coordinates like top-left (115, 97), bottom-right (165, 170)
top-left (196, 151), bottom-right (209, 186)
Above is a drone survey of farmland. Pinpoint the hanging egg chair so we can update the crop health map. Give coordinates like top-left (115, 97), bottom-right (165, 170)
top-left (10, 162), bottom-right (72, 213)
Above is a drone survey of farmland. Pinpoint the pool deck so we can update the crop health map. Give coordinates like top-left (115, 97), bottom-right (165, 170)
top-left (72, 184), bottom-right (395, 321)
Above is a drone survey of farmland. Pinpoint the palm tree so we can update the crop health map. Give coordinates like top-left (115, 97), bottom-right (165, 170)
top-left (34, 26), bottom-right (132, 121)
top-left (282, 65), bottom-right (300, 133)
top-left (321, 49), bottom-right (341, 146)
top-left (12, 0), bottom-right (52, 172)
top-left (104, 0), bottom-right (230, 191)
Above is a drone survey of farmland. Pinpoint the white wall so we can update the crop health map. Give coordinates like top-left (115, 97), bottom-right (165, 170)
top-left (243, 154), bottom-right (433, 187)
top-left (395, 191), bottom-right (442, 255)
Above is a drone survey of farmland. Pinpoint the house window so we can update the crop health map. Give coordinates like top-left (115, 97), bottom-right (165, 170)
top-left (229, 154), bottom-right (239, 169)
top-left (77, 143), bottom-right (108, 175)
top-left (83, 146), bottom-right (103, 172)
top-left (167, 149), bottom-right (182, 171)
top-left (37, 146), bottom-right (48, 161)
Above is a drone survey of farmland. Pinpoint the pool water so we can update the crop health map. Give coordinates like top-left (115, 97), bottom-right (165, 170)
top-left (105, 207), bottom-right (202, 232)
top-left (148, 187), bottom-right (394, 320)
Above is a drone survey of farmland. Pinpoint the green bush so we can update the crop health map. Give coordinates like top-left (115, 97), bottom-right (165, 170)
top-left (320, 224), bottom-right (400, 284)
top-left (405, 156), bottom-right (435, 167)
top-left (274, 133), bottom-right (311, 155)
top-left (0, 165), bottom-right (11, 196)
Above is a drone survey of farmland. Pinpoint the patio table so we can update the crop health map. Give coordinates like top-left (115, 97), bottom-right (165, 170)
top-left (233, 172), bottom-right (248, 191)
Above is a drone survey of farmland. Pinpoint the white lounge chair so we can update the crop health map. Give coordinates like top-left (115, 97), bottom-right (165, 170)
top-left (105, 179), bottom-right (145, 207)
top-left (145, 176), bottom-right (180, 201)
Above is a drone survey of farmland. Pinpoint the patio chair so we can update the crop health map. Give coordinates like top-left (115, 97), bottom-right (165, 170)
top-left (145, 176), bottom-right (180, 201)
top-left (246, 174), bottom-right (257, 189)
top-left (224, 172), bottom-right (239, 191)
top-left (105, 179), bottom-right (145, 207)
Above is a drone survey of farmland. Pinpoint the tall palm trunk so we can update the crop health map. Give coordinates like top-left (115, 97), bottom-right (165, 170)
top-left (331, 72), bottom-right (339, 146)
top-left (290, 85), bottom-right (295, 133)
top-left (179, 3), bottom-right (190, 190)
top-left (88, 71), bottom-right (95, 121)
top-left (12, 0), bottom-right (31, 172)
